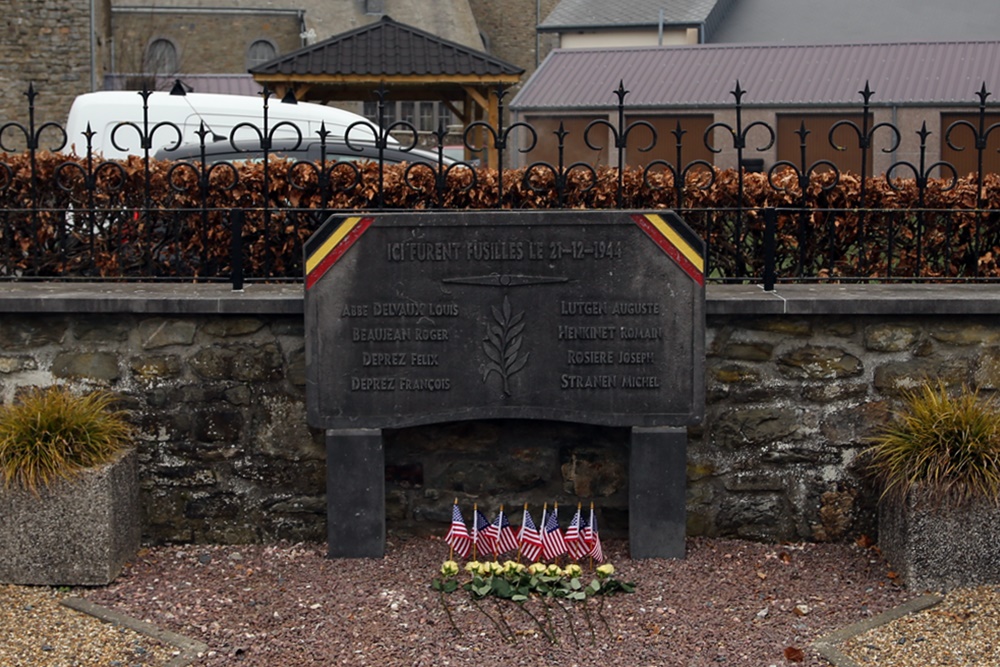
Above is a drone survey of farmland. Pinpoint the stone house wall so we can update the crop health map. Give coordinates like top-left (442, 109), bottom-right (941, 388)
top-left (110, 9), bottom-right (304, 76)
top-left (0, 284), bottom-right (996, 546)
top-left (0, 0), bottom-right (110, 132)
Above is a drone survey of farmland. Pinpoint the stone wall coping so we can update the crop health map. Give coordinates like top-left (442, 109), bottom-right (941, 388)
top-left (2, 282), bottom-right (1000, 316)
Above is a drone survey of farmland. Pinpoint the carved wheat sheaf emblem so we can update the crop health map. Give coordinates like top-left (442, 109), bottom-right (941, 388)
top-left (482, 296), bottom-right (529, 397)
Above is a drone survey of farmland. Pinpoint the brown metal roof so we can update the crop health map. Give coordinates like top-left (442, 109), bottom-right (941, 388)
top-left (511, 41), bottom-right (1000, 110)
top-left (250, 15), bottom-right (523, 79)
top-left (104, 74), bottom-right (263, 96)
top-left (539, 0), bottom-right (726, 31)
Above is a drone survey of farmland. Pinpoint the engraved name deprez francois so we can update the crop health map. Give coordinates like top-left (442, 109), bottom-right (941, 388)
top-left (304, 210), bottom-right (705, 430)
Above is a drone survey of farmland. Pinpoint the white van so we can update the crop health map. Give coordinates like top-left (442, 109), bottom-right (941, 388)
top-left (64, 90), bottom-right (385, 160)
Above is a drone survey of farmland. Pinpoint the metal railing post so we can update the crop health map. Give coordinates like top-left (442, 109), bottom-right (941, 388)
top-left (230, 208), bottom-right (244, 291)
top-left (763, 207), bottom-right (777, 291)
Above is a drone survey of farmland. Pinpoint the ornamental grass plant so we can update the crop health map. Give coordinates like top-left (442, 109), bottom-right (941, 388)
top-left (865, 382), bottom-right (1000, 507)
top-left (0, 386), bottom-right (132, 495)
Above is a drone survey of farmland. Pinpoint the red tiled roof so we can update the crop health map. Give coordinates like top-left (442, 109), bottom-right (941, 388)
top-left (511, 41), bottom-right (1000, 110)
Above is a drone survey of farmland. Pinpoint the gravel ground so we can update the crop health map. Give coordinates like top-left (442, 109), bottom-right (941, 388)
top-left (0, 535), bottom-right (962, 667)
top-left (843, 585), bottom-right (1000, 666)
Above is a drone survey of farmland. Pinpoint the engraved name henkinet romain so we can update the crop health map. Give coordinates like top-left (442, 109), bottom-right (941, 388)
top-left (304, 210), bottom-right (705, 430)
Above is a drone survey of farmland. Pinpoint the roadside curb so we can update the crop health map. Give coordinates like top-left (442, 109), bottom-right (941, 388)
top-left (813, 594), bottom-right (944, 667)
top-left (61, 597), bottom-right (208, 667)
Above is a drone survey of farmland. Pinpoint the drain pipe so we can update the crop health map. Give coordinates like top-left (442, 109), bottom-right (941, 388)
top-left (658, 9), bottom-right (664, 45)
top-left (89, 0), bottom-right (97, 90)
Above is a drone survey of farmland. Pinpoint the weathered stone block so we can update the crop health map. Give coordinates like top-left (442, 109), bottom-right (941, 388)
top-left (0, 318), bottom-right (65, 349)
top-left (874, 360), bottom-right (968, 394)
top-left (560, 449), bottom-right (626, 497)
top-left (139, 318), bottom-right (197, 349)
top-left (864, 323), bottom-right (919, 352)
top-left (75, 320), bottom-right (130, 343)
top-left (52, 351), bottom-right (120, 381)
top-left (190, 347), bottom-right (236, 379)
top-left (778, 345), bottom-right (862, 379)
top-left (0, 355), bottom-right (37, 374)
top-left (720, 341), bottom-right (774, 361)
top-left (711, 363), bottom-right (762, 384)
top-left (201, 317), bottom-right (265, 337)
top-left (879, 493), bottom-right (1000, 592)
top-left (801, 381), bottom-right (868, 402)
top-left (712, 407), bottom-right (802, 447)
top-left (812, 488), bottom-right (858, 542)
top-left (973, 347), bottom-right (1000, 389)
top-left (0, 449), bottom-right (139, 585)
top-left (820, 401), bottom-right (889, 445)
top-left (930, 323), bottom-right (1000, 346)
top-left (232, 344), bottom-right (283, 382)
top-left (129, 355), bottom-right (181, 380)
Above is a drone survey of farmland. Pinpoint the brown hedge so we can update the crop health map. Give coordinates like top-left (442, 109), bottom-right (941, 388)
top-left (0, 151), bottom-right (998, 280)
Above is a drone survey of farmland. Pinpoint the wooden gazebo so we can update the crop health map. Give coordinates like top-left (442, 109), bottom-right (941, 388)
top-left (249, 16), bottom-right (524, 166)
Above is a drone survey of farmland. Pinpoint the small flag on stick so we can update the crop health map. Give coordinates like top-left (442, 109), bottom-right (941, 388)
top-left (564, 503), bottom-right (590, 561)
top-left (517, 504), bottom-right (543, 563)
top-left (585, 502), bottom-right (604, 563)
top-left (444, 499), bottom-right (471, 559)
top-left (472, 505), bottom-right (495, 560)
top-left (488, 505), bottom-right (519, 558)
top-left (541, 503), bottom-right (567, 561)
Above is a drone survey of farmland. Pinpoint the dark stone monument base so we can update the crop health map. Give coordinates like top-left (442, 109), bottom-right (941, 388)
top-left (324, 423), bottom-right (687, 560)
top-left (629, 427), bottom-right (687, 559)
top-left (326, 429), bottom-right (385, 558)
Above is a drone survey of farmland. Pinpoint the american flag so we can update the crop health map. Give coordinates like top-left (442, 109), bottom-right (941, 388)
top-left (487, 506), bottom-right (519, 557)
top-left (564, 504), bottom-right (590, 560)
top-left (585, 504), bottom-right (604, 563)
top-left (540, 504), bottom-right (567, 560)
top-left (517, 506), bottom-right (543, 563)
top-left (444, 502), bottom-right (471, 559)
top-left (472, 508), bottom-right (496, 560)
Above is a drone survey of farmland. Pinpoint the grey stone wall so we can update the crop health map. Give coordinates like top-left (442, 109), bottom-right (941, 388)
top-left (2, 284), bottom-right (999, 546)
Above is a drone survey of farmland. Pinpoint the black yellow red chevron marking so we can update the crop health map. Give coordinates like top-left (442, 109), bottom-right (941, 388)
top-left (630, 213), bottom-right (705, 286)
top-left (305, 216), bottom-right (374, 290)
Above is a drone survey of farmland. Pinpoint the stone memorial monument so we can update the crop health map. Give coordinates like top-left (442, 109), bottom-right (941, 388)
top-left (305, 210), bottom-right (705, 558)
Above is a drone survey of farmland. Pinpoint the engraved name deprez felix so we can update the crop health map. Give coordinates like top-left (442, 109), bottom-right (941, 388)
top-left (304, 210), bottom-right (705, 430)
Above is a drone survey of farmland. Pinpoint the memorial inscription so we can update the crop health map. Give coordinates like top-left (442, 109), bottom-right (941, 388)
top-left (305, 210), bottom-right (704, 429)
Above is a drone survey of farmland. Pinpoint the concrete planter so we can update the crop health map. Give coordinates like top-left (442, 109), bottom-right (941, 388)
top-left (878, 490), bottom-right (1000, 592)
top-left (0, 448), bottom-right (140, 585)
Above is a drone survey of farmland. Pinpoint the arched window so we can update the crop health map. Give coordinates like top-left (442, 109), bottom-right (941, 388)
top-left (247, 39), bottom-right (278, 68)
top-left (145, 38), bottom-right (178, 74)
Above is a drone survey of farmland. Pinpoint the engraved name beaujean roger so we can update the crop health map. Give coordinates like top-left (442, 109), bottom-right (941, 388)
top-left (304, 210), bottom-right (705, 430)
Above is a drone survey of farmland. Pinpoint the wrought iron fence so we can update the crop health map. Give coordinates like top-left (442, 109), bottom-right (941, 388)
top-left (1, 81), bottom-right (999, 289)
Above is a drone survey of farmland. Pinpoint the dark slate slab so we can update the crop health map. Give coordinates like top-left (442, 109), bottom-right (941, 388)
top-left (304, 210), bottom-right (705, 430)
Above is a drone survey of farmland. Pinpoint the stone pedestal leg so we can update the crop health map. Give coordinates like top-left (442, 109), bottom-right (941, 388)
top-left (326, 428), bottom-right (384, 558)
top-left (629, 426), bottom-right (687, 559)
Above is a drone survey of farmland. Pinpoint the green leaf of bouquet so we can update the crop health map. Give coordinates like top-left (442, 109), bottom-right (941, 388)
top-left (492, 578), bottom-right (512, 598)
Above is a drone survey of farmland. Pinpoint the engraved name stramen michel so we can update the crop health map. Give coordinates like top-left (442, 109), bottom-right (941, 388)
top-left (304, 210), bottom-right (705, 430)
